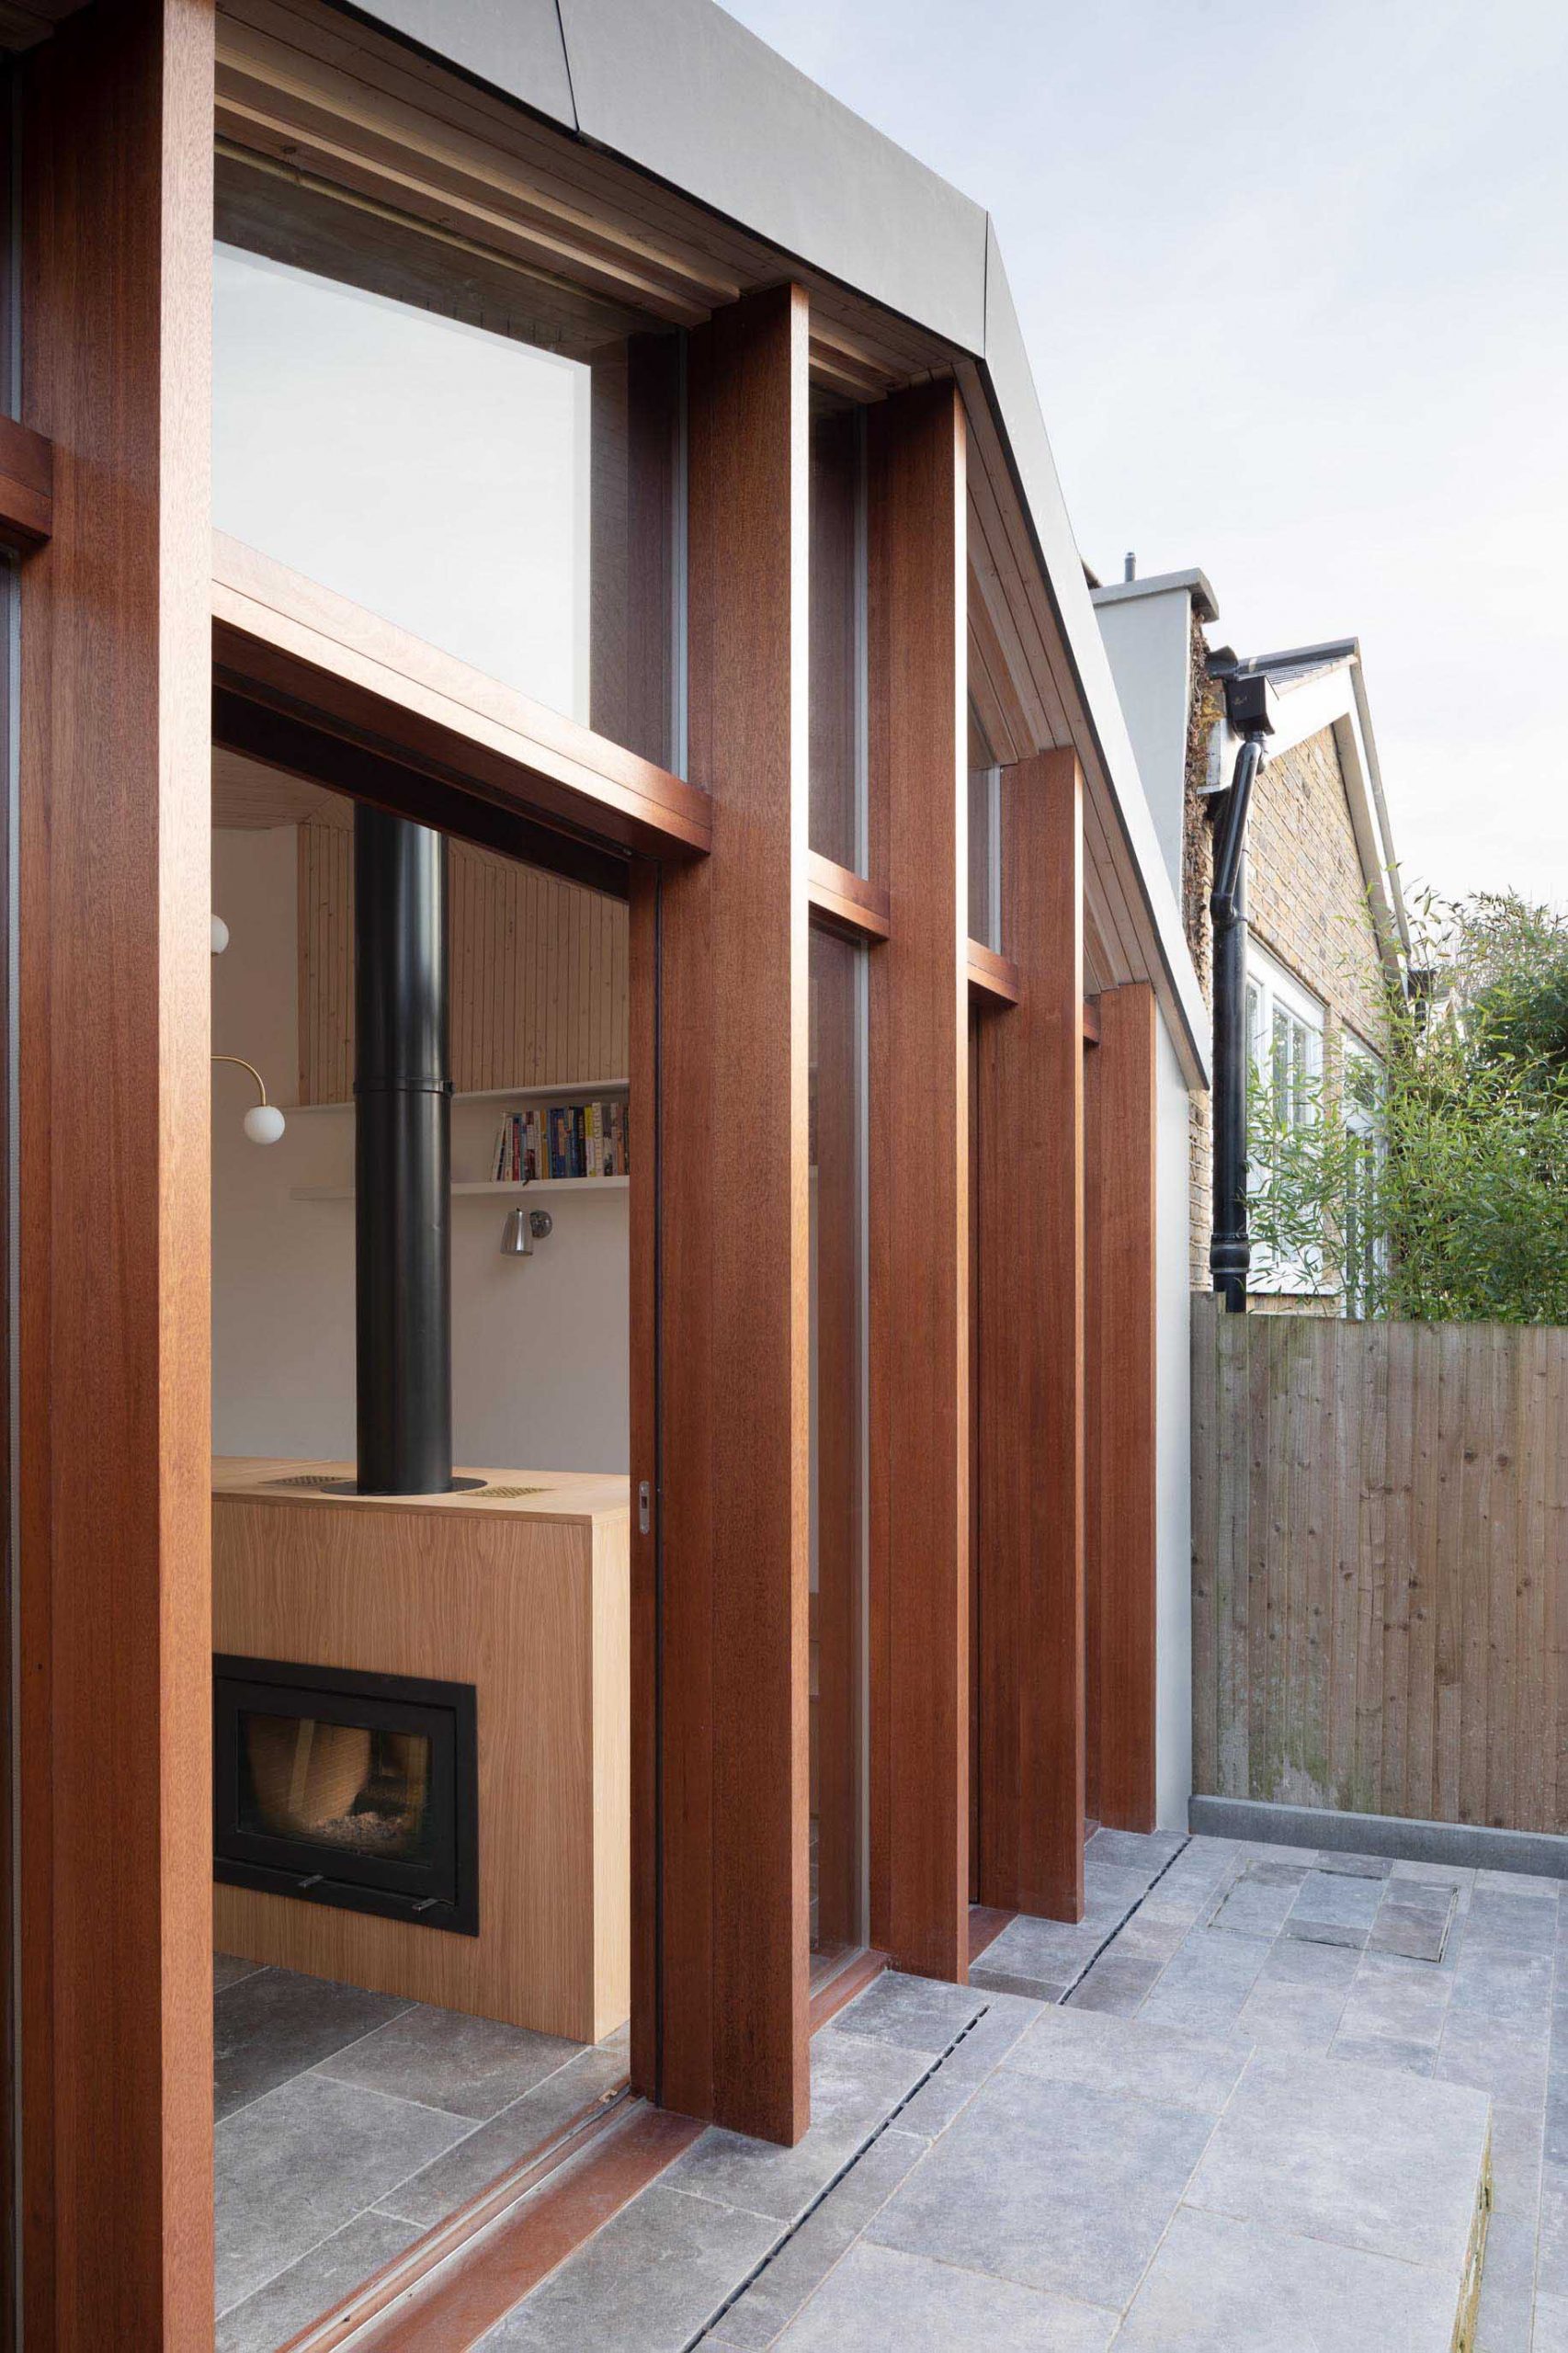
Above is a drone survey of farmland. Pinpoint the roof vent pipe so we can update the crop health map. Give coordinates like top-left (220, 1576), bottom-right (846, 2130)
top-left (1209, 671), bottom-right (1278, 1313)
top-left (1123, 551), bottom-right (1136, 582)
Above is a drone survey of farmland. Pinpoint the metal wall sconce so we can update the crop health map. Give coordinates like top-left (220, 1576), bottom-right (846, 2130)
top-left (210, 911), bottom-right (285, 1142)
top-left (499, 1205), bottom-right (552, 1257)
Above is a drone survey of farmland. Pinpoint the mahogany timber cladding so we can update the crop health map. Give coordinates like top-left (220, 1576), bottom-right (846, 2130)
top-left (296, 821), bottom-right (630, 1105)
top-left (867, 380), bottom-right (971, 1983)
top-left (1191, 1299), bottom-right (1568, 1831)
top-left (17, 4), bottom-right (217, 2343)
top-left (657, 285), bottom-right (811, 2144)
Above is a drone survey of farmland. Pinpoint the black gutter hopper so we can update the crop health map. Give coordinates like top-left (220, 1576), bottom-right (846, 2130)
top-left (1209, 671), bottom-right (1278, 1313)
top-left (353, 803), bottom-right (456, 1494)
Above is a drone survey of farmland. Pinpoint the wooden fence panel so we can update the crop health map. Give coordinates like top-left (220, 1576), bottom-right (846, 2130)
top-left (1191, 1296), bottom-right (1568, 1832)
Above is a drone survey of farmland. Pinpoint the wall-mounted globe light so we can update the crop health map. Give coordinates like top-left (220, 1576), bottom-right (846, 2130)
top-left (212, 1053), bottom-right (286, 1145)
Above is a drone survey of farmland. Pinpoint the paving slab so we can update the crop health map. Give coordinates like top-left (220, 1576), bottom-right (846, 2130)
top-left (774, 2241), bottom-right (1117, 2349)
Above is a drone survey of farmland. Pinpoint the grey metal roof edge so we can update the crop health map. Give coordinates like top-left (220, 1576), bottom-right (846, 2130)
top-left (340, 0), bottom-right (1207, 1080)
top-left (1091, 568), bottom-right (1220, 626)
top-left (982, 227), bottom-right (1210, 1086)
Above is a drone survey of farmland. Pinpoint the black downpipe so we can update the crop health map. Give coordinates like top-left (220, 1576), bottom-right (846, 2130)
top-left (354, 804), bottom-right (454, 1495)
top-left (1210, 733), bottom-right (1266, 1314)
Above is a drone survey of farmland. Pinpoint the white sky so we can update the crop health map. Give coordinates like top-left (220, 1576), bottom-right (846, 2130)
top-left (724, 0), bottom-right (1568, 913)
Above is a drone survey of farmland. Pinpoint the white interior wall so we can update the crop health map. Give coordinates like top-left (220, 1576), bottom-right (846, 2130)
top-left (211, 825), bottom-right (630, 1476)
top-left (1154, 1007), bottom-right (1196, 1830)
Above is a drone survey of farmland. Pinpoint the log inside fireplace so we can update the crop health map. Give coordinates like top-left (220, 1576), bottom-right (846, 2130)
top-left (213, 1654), bottom-right (478, 1934)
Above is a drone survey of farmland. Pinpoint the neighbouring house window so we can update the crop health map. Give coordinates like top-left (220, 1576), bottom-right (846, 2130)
top-left (1245, 939), bottom-right (1327, 1295)
top-left (968, 704), bottom-right (1003, 951)
top-left (213, 244), bottom-right (682, 762)
top-left (809, 398), bottom-right (867, 870)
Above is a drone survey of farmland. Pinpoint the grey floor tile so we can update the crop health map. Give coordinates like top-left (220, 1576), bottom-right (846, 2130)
top-left (706, 2132), bottom-right (930, 2349)
top-left (214, 1968), bottom-right (414, 2121)
top-left (215, 1952), bottom-right (262, 1993)
top-left (1368, 1894), bottom-right (1453, 1962)
top-left (1231, 1974), bottom-right (1349, 2054)
top-left (831, 1970), bottom-right (985, 2055)
top-left (1138, 1927), bottom-right (1269, 2032)
top-left (1108, 1911), bottom-right (1187, 1963)
top-left (774, 2241), bottom-right (1117, 2349)
top-left (1480, 2211), bottom-right (1538, 2298)
top-left (1451, 1944), bottom-right (1555, 2030)
top-left (1002, 2005), bottom-right (1244, 2117)
top-left (1535, 2290), bottom-right (1568, 2353)
top-left (1464, 1888), bottom-right (1560, 1954)
top-left (378, 2039), bottom-right (629, 2230)
top-left (1256, 1936), bottom-right (1361, 1989)
top-left (215, 2074), bottom-right (470, 2313)
top-left (982, 1912), bottom-right (1106, 1986)
top-left (1065, 1949), bottom-right (1163, 2016)
top-left (1185, 2049), bottom-right (1490, 2269)
top-left (1209, 1874), bottom-right (1300, 1939)
top-left (1434, 2011), bottom-right (1549, 2110)
top-left (1082, 1861), bottom-right (1157, 1927)
top-left (216, 2210), bottom-right (421, 2353)
top-left (664, 2028), bottom-right (926, 2225)
top-left (1476, 1868), bottom-right (1565, 1899)
top-left (1336, 1952), bottom-right (1452, 2049)
top-left (1287, 1869), bottom-right (1383, 1934)
top-left (1084, 1827), bottom-right (1186, 1875)
top-left (314, 2003), bottom-right (580, 2120)
top-left (1473, 2262), bottom-right (1536, 2352)
top-left (1536, 2157), bottom-right (1568, 2298)
top-left (1112, 2205), bottom-right (1460, 2352)
top-left (970, 1964), bottom-right (1071, 2004)
top-left (866, 2068), bottom-right (1213, 2308)
top-left (1487, 2098), bottom-right (1543, 2215)
top-left (1312, 1850), bottom-right (1391, 1880)
top-left (479, 2183), bottom-right (778, 2352)
top-left (1280, 1916), bottom-right (1367, 1951)
top-left (1392, 1859), bottom-right (1472, 1889)
top-left (1324, 2030), bottom-right (1436, 2077)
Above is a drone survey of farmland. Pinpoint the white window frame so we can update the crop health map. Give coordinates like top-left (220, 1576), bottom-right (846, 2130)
top-left (1244, 938), bottom-right (1328, 1296)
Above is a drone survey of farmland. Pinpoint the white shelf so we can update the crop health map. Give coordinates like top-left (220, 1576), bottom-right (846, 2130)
top-left (286, 1080), bottom-right (631, 1117)
top-left (291, 1176), bottom-right (629, 1202)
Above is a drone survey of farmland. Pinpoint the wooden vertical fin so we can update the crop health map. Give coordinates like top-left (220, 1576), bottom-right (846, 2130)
top-left (1087, 983), bottom-right (1159, 1833)
top-left (17, 1), bottom-right (216, 2340)
top-left (977, 750), bottom-right (1085, 1920)
top-left (867, 380), bottom-right (970, 1982)
top-left (657, 285), bottom-right (810, 2143)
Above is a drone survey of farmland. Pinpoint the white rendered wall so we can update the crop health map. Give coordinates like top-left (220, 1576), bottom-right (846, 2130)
top-left (210, 826), bottom-right (630, 1476)
top-left (1094, 585), bottom-right (1192, 904)
top-left (1154, 1007), bottom-right (1195, 1830)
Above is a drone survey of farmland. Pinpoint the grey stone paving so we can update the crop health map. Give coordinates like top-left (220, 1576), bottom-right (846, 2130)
top-left (481, 1828), bottom-right (1506, 2348)
top-left (222, 1827), bottom-right (1563, 2347)
top-left (211, 1955), bottom-right (628, 2352)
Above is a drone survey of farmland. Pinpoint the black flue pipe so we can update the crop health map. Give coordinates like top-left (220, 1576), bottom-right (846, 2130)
top-left (354, 804), bottom-right (454, 1495)
top-left (1210, 733), bottom-right (1265, 1315)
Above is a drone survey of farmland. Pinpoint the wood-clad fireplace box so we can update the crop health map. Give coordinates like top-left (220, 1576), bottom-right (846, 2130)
top-left (211, 1460), bottom-right (631, 2044)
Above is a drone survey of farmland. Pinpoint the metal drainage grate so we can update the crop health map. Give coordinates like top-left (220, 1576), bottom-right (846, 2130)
top-left (483, 1484), bottom-right (548, 1499)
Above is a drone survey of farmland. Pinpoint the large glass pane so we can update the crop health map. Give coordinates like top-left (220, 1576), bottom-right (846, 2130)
top-left (968, 705), bottom-right (1002, 949)
top-left (809, 927), bottom-right (868, 1961)
top-left (810, 400), bottom-right (865, 868)
top-left (213, 244), bottom-right (680, 758)
top-left (238, 1711), bottom-right (435, 1861)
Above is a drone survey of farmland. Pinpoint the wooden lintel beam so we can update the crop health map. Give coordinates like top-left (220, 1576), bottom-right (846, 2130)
top-left (0, 412), bottom-right (52, 549)
top-left (967, 940), bottom-right (1020, 1007)
top-left (808, 851), bottom-right (890, 943)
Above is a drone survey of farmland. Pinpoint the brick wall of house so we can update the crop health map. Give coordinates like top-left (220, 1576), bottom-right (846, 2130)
top-left (1185, 678), bottom-right (1393, 1297)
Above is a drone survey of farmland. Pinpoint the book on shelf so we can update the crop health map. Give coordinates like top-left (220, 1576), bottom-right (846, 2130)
top-left (489, 1095), bottom-right (630, 1184)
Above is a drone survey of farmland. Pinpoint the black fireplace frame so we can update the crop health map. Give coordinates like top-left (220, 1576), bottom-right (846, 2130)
top-left (213, 1654), bottom-right (480, 1935)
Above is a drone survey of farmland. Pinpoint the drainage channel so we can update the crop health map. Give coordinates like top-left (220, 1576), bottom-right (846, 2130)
top-left (692, 1837), bottom-right (1198, 2348)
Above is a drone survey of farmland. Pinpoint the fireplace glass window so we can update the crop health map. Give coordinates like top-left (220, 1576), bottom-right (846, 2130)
top-left (214, 1656), bottom-right (479, 1934)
